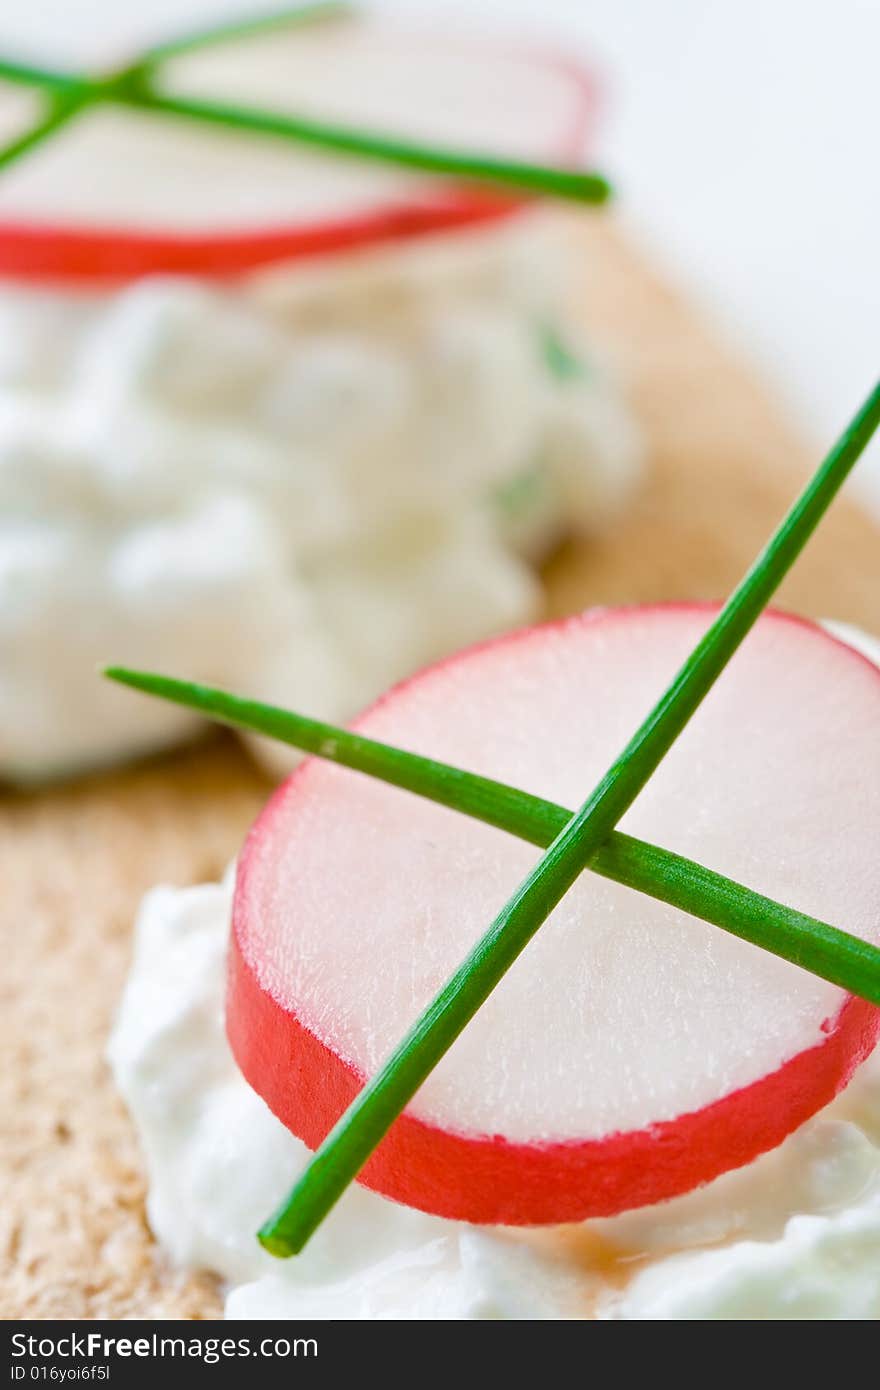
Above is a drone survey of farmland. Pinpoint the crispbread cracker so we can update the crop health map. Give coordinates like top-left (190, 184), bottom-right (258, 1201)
top-left (1, 737), bottom-right (269, 1319)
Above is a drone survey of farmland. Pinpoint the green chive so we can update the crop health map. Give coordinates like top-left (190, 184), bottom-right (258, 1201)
top-left (538, 320), bottom-right (587, 380)
top-left (118, 85), bottom-right (611, 205)
top-left (103, 665), bottom-right (880, 1008)
top-left (136, 2), bottom-right (355, 69)
top-left (0, 90), bottom-right (89, 172)
top-left (0, 56), bottom-right (83, 94)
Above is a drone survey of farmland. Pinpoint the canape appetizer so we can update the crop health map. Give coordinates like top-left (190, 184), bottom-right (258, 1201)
top-left (108, 384), bottom-right (880, 1319)
top-left (0, 6), bottom-right (639, 781)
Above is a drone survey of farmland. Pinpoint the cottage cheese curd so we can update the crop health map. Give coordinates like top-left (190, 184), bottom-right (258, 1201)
top-left (0, 16), bottom-right (641, 782)
top-left (108, 631), bottom-right (880, 1321)
top-left (0, 229), bottom-right (639, 782)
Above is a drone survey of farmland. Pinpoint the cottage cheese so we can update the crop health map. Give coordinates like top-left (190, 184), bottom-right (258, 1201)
top-left (107, 630), bottom-right (880, 1321)
top-left (0, 232), bottom-right (640, 781)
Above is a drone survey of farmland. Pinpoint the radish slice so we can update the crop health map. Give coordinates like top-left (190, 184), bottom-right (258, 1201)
top-left (229, 605), bottom-right (880, 1225)
top-left (0, 16), bottom-right (594, 280)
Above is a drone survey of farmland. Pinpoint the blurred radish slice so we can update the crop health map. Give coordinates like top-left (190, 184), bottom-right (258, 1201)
top-left (0, 16), bottom-right (596, 277)
top-left (228, 605), bottom-right (880, 1225)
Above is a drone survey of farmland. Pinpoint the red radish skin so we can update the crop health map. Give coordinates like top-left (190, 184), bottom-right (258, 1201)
top-left (228, 605), bottom-right (880, 1226)
top-left (0, 39), bottom-right (594, 284)
top-left (0, 191), bottom-right (519, 283)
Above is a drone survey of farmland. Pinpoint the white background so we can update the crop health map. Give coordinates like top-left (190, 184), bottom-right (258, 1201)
top-left (2, 0), bottom-right (878, 506)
